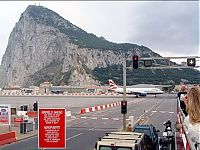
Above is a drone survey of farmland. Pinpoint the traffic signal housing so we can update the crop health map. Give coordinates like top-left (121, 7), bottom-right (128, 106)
top-left (132, 55), bottom-right (139, 69)
top-left (187, 58), bottom-right (196, 67)
top-left (33, 102), bottom-right (38, 111)
top-left (144, 59), bottom-right (152, 67)
top-left (121, 101), bottom-right (127, 114)
top-left (20, 105), bottom-right (28, 111)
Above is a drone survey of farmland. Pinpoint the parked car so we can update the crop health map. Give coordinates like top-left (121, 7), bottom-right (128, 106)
top-left (133, 124), bottom-right (159, 150)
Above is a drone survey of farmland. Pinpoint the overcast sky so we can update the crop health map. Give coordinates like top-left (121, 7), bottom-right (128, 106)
top-left (0, 1), bottom-right (199, 64)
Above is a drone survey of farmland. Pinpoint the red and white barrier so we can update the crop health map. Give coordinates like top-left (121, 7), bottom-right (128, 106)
top-left (0, 92), bottom-right (121, 96)
top-left (80, 102), bottom-right (121, 114)
top-left (176, 108), bottom-right (192, 150)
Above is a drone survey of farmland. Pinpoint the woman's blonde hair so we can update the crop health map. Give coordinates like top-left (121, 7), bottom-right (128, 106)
top-left (186, 87), bottom-right (200, 124)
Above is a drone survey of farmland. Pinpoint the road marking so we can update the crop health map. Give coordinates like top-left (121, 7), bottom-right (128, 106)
top-left (149, 113), bottom-right (154, 117)
top-left (66, 133), bottom-right (83, 141)
top-left (71, 116), bottom-right (76, 119)
top-left (102, 118), bottom-right (108, 120)
top-left (67, 118), bottom-right (76, 122)
top-left (91, 117), bottom-right (97, 120)
top-left (89, 126), bottom-right (98, 131)
top-left (160, 111), bottom-right (166, 113)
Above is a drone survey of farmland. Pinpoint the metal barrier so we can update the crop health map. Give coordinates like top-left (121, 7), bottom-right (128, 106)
top-left (20, 122), bottom-right (33, 134)
top-left (177, 96), bottom-right (198, 150)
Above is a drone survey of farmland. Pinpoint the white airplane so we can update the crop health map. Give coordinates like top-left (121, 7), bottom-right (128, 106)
top-left (108, 79), bottom-right (164, 97)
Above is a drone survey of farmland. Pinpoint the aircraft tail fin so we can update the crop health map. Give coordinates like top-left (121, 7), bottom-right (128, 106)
top-left (108, 79), bottom-right (118, 89)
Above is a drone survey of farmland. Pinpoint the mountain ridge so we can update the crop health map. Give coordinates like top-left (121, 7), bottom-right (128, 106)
top-left (0, 5), bottom-right (199, 87)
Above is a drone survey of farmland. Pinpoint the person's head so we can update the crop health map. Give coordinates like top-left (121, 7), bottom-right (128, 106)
top-left (185, 87), bottom-right (200, 124)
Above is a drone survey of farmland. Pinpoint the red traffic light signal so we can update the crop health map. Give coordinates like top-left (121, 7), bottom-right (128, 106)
top-left (132, 55), bottom-right (139, 69)
top-left (121, 101), bottom-right (127, 114)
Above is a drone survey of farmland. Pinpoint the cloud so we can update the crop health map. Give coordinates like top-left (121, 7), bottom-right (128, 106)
top-left (0, 1), bottom-right (198, 65)
top-left (125, 1), bottom-right (199, 56)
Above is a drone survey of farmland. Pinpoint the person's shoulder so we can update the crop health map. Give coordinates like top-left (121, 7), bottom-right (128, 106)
top-left (192, 122), bottom-right (200, 129)
top-left (184, 115), bottom-right (190, 125)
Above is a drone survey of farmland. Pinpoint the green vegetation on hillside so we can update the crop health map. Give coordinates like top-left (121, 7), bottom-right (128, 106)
top-left (92, 65), bottom-right (200, 85)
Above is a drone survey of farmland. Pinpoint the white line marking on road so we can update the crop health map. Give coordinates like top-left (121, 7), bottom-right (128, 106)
top-left (91, 117), bottom-right (97, 119)
top-left (81, 116), bottom-right (87, 119)
top-left (102, 118), bottom-right (108, 120)
top-left (66, 133), bottom-right (83, 141)
top-left (67, 118), bottom-right (76, 122)
top-left (71, 116), bottom-right (76, 119)
top-left (160, 111), bottom-right (166, 113)
top-left (89, 126), bottom-right (98, 131)
top-left (149, 113), bottom-right (154, 117)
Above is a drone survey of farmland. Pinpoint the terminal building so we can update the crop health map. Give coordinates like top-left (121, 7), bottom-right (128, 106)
top-left (38, 81), bottom-right (106, 94)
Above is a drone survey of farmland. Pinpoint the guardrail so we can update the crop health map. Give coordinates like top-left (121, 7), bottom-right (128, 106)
top-left (177, 96), bottom-right (198, 150)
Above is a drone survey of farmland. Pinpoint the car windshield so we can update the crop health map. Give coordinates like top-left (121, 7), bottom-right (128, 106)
top-left (134, 128), bottom-right (151, 137)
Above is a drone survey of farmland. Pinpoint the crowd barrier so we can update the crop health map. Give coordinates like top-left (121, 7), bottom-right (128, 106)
top-left (177, 95), bottom-right (198, 150)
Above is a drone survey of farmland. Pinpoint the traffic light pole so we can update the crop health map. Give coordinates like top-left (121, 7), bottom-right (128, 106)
top-left (123, 56), bottom-right (126, 131)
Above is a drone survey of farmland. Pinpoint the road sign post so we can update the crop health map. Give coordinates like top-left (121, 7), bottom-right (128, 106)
top-left (38, 108), bottom-right (66, 149)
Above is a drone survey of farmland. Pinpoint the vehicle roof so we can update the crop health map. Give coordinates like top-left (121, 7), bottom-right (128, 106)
top-left (97, 140), bottom-right (136, 147)
top-left (102, 135), bottom-right (141, 141)
top-left (134, 124), bottom-right (154, 129)
top-left (100, 132), bottom-right (144, 143)
top-left (108, 132), bottom-right (143, 136)
top-left (101, 138), bottom-right (139, 143)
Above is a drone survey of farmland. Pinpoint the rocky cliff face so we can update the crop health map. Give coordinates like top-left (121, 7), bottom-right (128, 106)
top-left (0, 5), bottom-right (162, 87)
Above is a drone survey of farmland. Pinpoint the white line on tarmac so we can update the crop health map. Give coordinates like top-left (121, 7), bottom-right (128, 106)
top-left (66, 133), bottom-right (83, 141)
top-left (89, 126), bottom-right (98, 131)
top-left (149, 113), bottom-right (154, 117)
top-left (90, 117), bottom-right (97, 120)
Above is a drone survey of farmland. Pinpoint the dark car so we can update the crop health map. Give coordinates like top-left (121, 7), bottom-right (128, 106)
top-left (133, 124), bottom-right (159, 150)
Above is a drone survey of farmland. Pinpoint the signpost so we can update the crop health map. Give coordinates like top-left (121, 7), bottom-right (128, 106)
top-left (38, 108), bottom-right (66, 149)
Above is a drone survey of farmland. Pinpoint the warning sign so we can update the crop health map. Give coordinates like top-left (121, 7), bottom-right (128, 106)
top-left (0, 104), bottom-right (11, 125)
top-left (38, 108), bottom-right (66, 149)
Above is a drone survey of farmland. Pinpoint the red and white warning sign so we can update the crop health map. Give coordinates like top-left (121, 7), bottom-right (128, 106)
top-left (38, 108), bottom-right (66, 149)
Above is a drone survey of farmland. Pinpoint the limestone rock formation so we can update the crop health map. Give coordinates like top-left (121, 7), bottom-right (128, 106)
top-left (0, 5), bottom-right (164, 87)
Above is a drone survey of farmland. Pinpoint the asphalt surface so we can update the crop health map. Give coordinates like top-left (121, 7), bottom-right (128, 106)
top-left (0, 93), bottom-right (177, 150)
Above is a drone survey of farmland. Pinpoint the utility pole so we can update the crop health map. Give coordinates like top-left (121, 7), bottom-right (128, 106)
top-left (122, 54), bottom-right (127, 131)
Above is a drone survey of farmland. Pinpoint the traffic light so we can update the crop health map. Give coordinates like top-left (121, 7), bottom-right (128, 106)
top-left (187, 58), bottom-right (196, 67)
top-left (20, 105), bottom-right (28, 111)
top-left (24, 105), bottom-right (28, 111)
top-left (144, 60), bottom-right (152, 67)
top-left (20, 105), bottom-right (23, 111)
top-left (132, 55), bottom-right (139, 69)
top-left (33, 102), bottom-right (38, 111)
top-left (121, 101), bottom-right (127, 114)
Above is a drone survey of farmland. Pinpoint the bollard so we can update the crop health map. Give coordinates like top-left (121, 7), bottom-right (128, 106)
top-left (129, 116), bottom-right (134, 127)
